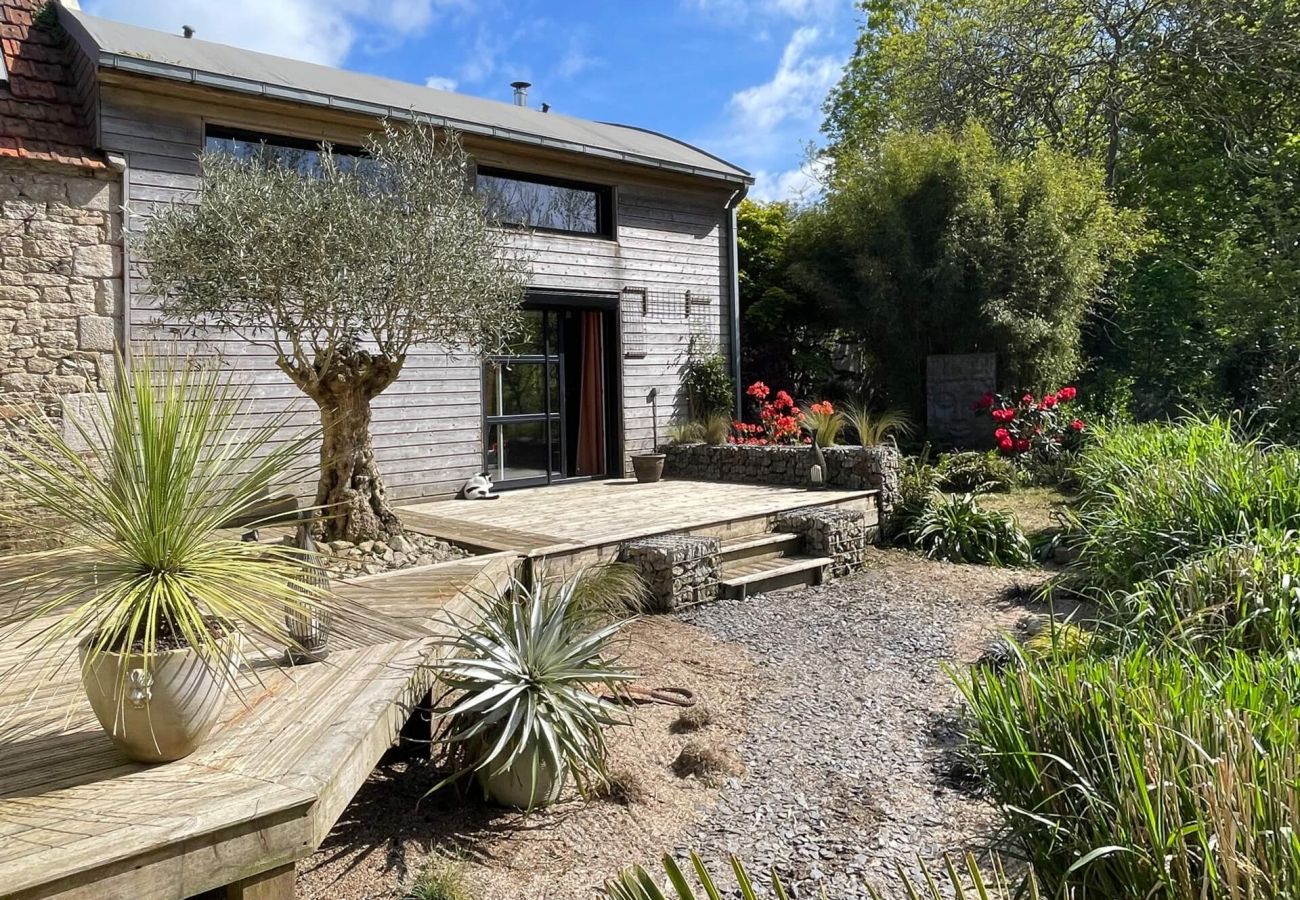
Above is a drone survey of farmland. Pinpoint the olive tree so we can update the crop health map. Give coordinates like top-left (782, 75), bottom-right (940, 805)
top-left (140, 123), bottom-right (529, 542)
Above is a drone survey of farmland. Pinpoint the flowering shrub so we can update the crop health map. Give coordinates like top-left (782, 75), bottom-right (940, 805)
top-left (731, 381), bottom-right (810, 445)
top-left (974, 386), bottom-right (1085, 457)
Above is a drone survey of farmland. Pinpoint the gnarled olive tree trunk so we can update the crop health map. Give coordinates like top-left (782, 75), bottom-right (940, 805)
top-left (282, 350), bottom-right (404, 543)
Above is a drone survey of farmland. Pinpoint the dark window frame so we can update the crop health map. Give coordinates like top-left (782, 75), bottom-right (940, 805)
top-left (475, 165), bottom-right (615, 240)
top-left (203, 124), bottom-right (369, 158)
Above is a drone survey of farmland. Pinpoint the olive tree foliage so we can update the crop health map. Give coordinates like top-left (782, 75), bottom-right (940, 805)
top-left (139, 123), bottom-right (530, 542)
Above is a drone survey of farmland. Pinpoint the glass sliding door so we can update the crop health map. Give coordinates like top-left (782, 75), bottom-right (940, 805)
top-left (483, 311), bottom-right (563, 488)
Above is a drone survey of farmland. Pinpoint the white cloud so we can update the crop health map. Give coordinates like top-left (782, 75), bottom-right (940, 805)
top-left (83, 0), bottom-right (457, 66)
top-left (425, 75), bottom-right (459, 92)
top-left (728, 27), bottom-right (841, 135)
top-left (750, 156), bottom-right (829, 202)
top-left (555, 42), bottom-right (599, 80)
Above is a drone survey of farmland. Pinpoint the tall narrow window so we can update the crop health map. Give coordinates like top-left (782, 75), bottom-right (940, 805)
top-left (476, 167), bottom-right (613, 237)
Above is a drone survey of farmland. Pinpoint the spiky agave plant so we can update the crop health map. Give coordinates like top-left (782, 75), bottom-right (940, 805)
top-left (433, 570), bottom-right (636, 807)
top-left (0, 351), bottom-right (326, 708)
top-left (605, 852), bottom-right (1030, 899)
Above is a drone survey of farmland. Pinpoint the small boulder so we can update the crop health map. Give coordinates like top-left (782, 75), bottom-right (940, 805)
top-left (389, 534), bottom-right (412, 553)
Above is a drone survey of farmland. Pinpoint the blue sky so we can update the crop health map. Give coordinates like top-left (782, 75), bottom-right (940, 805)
top-left (81, 0), bottom-right (860, 200)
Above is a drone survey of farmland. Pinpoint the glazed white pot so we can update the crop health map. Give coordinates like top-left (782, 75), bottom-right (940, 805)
top-left (478, 744), bottom-right (567, 810)
top-left (79, 635), bottom-right (235, 763)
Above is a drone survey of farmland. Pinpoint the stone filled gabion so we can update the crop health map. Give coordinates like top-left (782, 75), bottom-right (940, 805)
top-left (661, 443), bottom-right (902, 532)
top-left (775, 507), bottom-right (871, 578)
top-left (620, 534), bottom-right (721, 612)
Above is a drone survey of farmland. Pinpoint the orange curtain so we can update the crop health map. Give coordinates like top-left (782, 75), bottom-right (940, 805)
top-left (576, 311), bottom-right (606, 476)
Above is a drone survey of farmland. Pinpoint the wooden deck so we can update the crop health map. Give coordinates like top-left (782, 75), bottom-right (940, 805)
top-left (0, 478), bottom-right (880, 900)
top-left (0, 552), bottom-right (516, 900)
top-left (401, 477), bottom-right (881, 576)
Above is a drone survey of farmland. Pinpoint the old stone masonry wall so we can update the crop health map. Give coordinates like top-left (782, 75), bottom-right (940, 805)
top-left (0, 158), bottom-right (122, 549)
top-left (1, 158), bottom-right (120, 403)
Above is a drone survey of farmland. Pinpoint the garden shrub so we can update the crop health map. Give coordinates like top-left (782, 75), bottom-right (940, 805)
top-left (935, 451), bottom-right (1015, 493)
top-left (1067, 416), bottom-right (1300, 593)
top-left (892, 448), bottom-right (940, 540)
top-left (681, 338), bottom-right (734, 418)
top-left (958, 649), bottom-right (1300, 899)
top-left (908, 493), bottom-right (1031, 566)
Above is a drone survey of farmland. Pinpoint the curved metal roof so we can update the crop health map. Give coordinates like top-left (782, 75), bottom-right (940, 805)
top-left (58, 6), bottom-right (752, 186)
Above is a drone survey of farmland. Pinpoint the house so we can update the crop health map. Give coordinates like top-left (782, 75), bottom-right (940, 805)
top-left (0, 0), bottom-right (751, 505)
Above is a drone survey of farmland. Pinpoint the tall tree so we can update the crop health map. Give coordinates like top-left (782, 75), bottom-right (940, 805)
top-left (791, 125), bottom-right (1144, 417)
top-left (141, 124), bottom-right (529, 542)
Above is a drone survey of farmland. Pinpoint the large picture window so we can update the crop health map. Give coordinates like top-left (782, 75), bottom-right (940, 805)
top-left (476, 167), bottom-right (613, 238)
top-left (204, 126), bottom-right (374, 177)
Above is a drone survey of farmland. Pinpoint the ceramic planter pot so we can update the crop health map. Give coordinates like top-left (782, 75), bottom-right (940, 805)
top-left (631, 453), bottom-right (666, 484)
top-left (79, 634), bottom-right (236, 763)
top-left (478, 745), bottom-right (566, 810)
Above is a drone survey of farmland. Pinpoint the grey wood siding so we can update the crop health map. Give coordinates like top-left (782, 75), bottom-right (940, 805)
top-left (101, 85), bottom-right (735, 502)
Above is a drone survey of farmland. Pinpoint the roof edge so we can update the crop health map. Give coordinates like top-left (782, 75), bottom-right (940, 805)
top-left (59, 7), bottom-right (753, 187)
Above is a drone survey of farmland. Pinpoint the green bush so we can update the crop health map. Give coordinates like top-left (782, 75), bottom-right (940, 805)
top-left (908, 493), bottom-right (1031, 566)
top-left (936, 451), bottom-right (1015, 493)
top-left (892, 448), bottom-right (940, 539)
top-left (958, 649), bottom-right (1300, 898)
top-left (1067, 416), bottom-right (1300, 593)
top-left (681, 338), bottom-right (733, 418)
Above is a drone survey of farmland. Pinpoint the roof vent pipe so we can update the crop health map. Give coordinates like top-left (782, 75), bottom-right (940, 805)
top-left (510, 81), bottom-right (531, 107)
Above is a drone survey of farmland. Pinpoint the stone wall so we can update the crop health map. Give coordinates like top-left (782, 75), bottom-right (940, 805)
top-left (0, 157), bottom-right (122, 550)
top-left (774, 507), bottom-right (872, 578)
top-left (661, 443), bottom-right (902, 531)
top-left (619, 534), bottom-right (721, 612)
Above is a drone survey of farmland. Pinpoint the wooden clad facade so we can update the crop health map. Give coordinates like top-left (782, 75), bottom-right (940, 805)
top-left (93, 75), bottom-right (741, 502)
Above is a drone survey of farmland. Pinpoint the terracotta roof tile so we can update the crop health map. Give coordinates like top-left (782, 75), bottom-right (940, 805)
top-left (0, 0), bottom-right (105, 169)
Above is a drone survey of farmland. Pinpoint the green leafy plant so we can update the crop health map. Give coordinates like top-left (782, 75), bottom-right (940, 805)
top-left (892, 446), bottom-right (941, 540)
top-left (908, 494), bottom-right (1032, 566)
top-left (433, 570), bottom-right (635, 804)
top-left (800, 401), bottom-right (845, 445)
top-left (0, 351), bottom-right (324, 700)
top-left (958, 648), bottom-right (1300, 898)
top-left (681, 337), bottom-right (734, 419)
top-left (402, 856), bottom-right (476, 900)
top-left (843, 402), bottom-right (912, 446)
top-left (936, 451), bottom-right (1015, 494)
top-left (606, 851), bottom-right (1028, 899)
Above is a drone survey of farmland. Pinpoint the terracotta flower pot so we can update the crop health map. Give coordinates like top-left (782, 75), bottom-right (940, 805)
top-left (631, 453), bottom-right (666, 484)
top-left (79, 634), bottom-right (236, 763)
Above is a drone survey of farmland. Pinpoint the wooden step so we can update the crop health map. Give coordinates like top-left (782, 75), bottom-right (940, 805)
top-left (720, 555), bottom-right (832, 600)
top-left (718, 531), bottom-right (804, 564)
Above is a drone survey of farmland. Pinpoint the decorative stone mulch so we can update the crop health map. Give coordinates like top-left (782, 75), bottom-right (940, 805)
top-left (305, 532), bottom-right (468, 578)
top-left (678, 549), bottom-right (1049, 899)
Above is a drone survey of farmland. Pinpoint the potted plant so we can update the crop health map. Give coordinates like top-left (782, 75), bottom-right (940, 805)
top-left (631, 387), bottom-right (666, 483)
top-left (432, 568), bottom-right (634, 810)
top-left (0, 352), bottom-right (327, 763)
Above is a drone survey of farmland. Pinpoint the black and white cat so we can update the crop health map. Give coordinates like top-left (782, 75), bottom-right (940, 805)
top-left (459, 471), bottom-right (500, 500)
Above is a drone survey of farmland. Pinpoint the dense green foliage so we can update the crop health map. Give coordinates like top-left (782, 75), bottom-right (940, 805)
top-left (680, 337), bottom-right (734, 418)
top-left (824, 0), bottom-right (1300, 425)
top-left (959, 650), bottom-right (1300, 898)
top-left (783, 127), bottom-right (1141, 416)
top-left (935, 451), bottom-right (1015, 494)
top-left (908, 493), bottom-right (1032, 566)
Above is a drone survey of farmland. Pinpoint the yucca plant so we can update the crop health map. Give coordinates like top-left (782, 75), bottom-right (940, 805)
top-left (0, 351), bottom-right (326, 759)
top-left (432, 569), bottom-right (635, 809)
top-left (606, 851), bottom-right (1028, 899)
top-left (908, 494), bottom-right (1032, 566)
top-left (844, 402), bottom-right (912, 446)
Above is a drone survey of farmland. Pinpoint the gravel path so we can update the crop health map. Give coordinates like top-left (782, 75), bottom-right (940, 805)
top-left (678, 548), bottom-right (1047, 899)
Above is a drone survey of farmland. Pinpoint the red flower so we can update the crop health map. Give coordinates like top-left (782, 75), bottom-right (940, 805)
top-left (1058, 386), bottom-right (1077, 402)
top-left (774, 390), bottom-right (795, 409)
top-left (997, 436), bottom-right (1014, 452)
top-left (1021, 393), bottom-right (1035, 406)
top-left (973, 392), bottom-right (995, 411)
top-left (1070, 419), bottom-right (1085, 432)
top-left (1040, 394), bottom-right (1058, 409)
top-left (746, 381), bottom-right (770, 401)
top-left (1014, 438), bottom-right (1031, 452)
top-left (991, 408), bottom-right (1016, 424)
top-left (994, 427), bottom-right (1009, 440)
